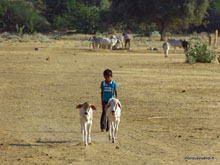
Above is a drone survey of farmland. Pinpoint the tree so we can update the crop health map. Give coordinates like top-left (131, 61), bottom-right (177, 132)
top-left (110, 0), bottom-right (209, 40)
top-left (42, 0), bottom-right (69, 23)
top-left (64, 0), bottom-right (100, 33)
top-left (204, 0), bottom-right (220, 32)
top-left (0, 0), bottom-right (50, 33)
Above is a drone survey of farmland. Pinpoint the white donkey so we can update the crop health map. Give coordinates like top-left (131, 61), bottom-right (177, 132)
top-left (106, 98), bottom-right (121, 143)
top-left (76, 102), bottom-right (96, 146)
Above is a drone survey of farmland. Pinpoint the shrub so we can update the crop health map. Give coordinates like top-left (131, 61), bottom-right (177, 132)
top-left (186, 42), bottom-right (216, 64)
top-left (16, 24), bottom-right (24, 37)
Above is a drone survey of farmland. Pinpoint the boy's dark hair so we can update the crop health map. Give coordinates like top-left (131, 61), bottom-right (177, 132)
top-left (103, 69), bottom-right (112, 76)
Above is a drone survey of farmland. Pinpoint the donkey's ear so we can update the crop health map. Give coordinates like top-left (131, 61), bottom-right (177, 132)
top-left (91, 105), bottom-right (96, 110)
top-left (76, 104), bottom-right (83, 109)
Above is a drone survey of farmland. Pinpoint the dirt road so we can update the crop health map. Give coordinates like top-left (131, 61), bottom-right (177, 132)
top-left (0, 38), bottom-right (219, 164)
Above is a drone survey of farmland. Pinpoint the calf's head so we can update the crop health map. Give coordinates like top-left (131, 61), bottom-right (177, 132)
top-left (105, 99), bottom-right (121, 115)
top-left (76, 102), bottom-right (96, 120)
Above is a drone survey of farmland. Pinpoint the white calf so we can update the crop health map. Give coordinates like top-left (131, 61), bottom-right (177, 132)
top-left (162, 42), bottom-right (170, 57)
top-left (76, 102), bottom-right (96, 146)
top-left (106, 98), bottom-right (121, 143)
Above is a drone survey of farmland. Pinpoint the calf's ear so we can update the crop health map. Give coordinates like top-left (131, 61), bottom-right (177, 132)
top-left (105, 104), bottom-right (110, 110)
top-left (117, 103), bottom-right (121, 108)
top-left (76, 104), bottom-right (83, 109)
top-left (91, 105), bottom-right (96, 110)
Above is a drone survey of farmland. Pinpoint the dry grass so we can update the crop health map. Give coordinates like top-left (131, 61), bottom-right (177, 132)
top-left (0, 33), bottom-right (220, 164)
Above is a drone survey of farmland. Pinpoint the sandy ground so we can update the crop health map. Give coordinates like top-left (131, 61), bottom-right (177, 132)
top-left (0, 36), bottom-right (220, 165)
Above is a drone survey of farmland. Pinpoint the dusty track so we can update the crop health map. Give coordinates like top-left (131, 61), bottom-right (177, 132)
top-left (0, 38), bottom-right (219, 164)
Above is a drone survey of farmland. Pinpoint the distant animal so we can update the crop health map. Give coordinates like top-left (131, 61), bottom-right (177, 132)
top-left (98, 37), bottom-right (112, 49)
top-left (116, 36), bottom-right (124, 48)
top-left (88, 36), bottom-right (101, 49)
top-left (181, 39), bottom-right (189, 54)
top-left (167, 38), bottom-right (188, 53)
top-left (109, 35), bottom-right (118, 49)
top-left (76, 102), bottom-right (96, 146)
top-left (148, 47), bottom-right (159, 51)
top-left (105, 98), bottom-right (121, 143)
top-left (162, 42), bottom-right (170, 57)
top-left (88, 35), bottom-right (119, 50)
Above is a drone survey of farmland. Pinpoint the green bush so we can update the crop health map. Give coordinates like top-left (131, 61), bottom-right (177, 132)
top-left (186, 42), bottom-right (216, 64)
top-left (0, 0), bottom-right (50, 33)
top-left (16, 24), bottom-right (24, 37)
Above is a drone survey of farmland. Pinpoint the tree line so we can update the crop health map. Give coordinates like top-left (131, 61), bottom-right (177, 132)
top-left (0, 0), bottom-right (219, 40)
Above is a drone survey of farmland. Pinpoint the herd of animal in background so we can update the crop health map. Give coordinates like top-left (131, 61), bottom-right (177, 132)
top-left (88, 35), bottom-right (127, 50)
top-left (88, 35), bottom-right (189, 57)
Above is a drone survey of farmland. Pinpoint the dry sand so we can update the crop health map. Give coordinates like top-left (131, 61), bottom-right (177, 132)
top-left (0, 37), bottom-right (220, 165)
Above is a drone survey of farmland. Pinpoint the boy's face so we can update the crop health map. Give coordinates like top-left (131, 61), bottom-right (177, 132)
top-left (104, 76), bottom-right (112, 83)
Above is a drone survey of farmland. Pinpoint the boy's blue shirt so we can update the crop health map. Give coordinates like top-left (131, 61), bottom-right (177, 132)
top-left (100, 80), bottom-right (117, 102)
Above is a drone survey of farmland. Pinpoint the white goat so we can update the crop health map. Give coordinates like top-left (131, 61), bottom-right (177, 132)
top-left (162, 42), bottom-right (170, 57)
top-left (76, 102), bottom-right (96, 146)
top-left (105, 98), bottom-right (121, 143)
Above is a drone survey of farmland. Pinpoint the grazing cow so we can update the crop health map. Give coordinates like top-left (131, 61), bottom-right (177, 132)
top-left (76, 102), bottom-right (96, 146)
top-left (181, 39), bottom-right (189, 54)
top-left (99, 36), bottom-right (118, 49)
top-left (116, 36), bottom-right (124, 48)
top-left (168, 38), bottom-right (189, 53)
top-left (167, 38), bottom-right (182, 53)
top-left (162, 42), bottom-right (170, 57)
top-left (109, 35), bottom-right (118, 49)
top-left (88, 36), bottom-right (101, 49)
top-left (99, 37), bottom-right (112, 49)
top-left (105, 98), bottom-right (121, 143)
top-left (89, 36), bottom-right (119, 50)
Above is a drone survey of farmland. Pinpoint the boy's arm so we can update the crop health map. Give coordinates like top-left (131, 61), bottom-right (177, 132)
top-left (114, 81), bottom-right (118, 98)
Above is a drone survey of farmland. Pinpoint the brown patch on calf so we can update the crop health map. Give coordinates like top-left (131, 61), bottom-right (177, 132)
top-left (76, 104), bottom-right (83, 109)
top-left (83, 102), bottom-right (90, 113)
top-left (105, 104), bottom-right (110, 110)
top-left (76, 102), bottom-right (96, 113)
top-left (117, 103), bottom-right (121, 108)
top-left (91, 105), bottom-right (96, 110)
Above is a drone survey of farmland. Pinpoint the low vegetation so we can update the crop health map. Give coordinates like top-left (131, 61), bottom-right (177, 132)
top-left (186, 42), bottom-right (216, 64)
